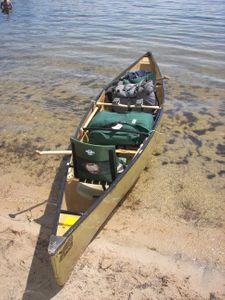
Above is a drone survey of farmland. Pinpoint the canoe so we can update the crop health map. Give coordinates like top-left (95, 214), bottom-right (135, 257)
top-left (48, 52), bottom-right (165, 285)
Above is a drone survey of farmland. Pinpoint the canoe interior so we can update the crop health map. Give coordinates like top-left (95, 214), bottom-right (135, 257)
top-left (53, 52), bottom-right (164, 238)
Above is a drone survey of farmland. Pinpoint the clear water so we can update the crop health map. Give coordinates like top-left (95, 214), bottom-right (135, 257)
top-left (1, 0), bottom-right (225, 88)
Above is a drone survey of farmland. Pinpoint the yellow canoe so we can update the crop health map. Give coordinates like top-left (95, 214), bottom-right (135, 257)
top-left (48, 52), bottom-right (165, 285)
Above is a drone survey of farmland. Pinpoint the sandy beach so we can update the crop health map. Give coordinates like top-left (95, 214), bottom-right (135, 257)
top-left (0, 75), bottom-right (224, 299)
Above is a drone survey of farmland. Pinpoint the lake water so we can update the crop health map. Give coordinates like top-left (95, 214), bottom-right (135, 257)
top-left (1, 0), bottom-right (225, 89)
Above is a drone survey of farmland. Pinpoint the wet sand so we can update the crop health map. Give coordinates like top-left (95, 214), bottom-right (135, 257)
top-left (0, 77), bottom-right (224, 299)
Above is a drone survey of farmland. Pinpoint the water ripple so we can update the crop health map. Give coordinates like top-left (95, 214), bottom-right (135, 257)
top-left (0, 0), bottom-right (225, 88)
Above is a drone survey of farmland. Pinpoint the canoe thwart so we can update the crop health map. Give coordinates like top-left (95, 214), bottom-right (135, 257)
top-left (96, 102), bottom-right (160, 109)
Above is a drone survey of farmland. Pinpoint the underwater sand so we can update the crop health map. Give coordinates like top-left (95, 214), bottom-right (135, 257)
top-left (0, 74), bottom-right (224, 299)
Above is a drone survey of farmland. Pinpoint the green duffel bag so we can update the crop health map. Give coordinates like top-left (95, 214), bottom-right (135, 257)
top-left (87, 111), bottom-right (154, 146)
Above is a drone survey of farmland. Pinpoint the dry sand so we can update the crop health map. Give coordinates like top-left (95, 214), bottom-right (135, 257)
top-left (0, 78), bottom-right (225, 300)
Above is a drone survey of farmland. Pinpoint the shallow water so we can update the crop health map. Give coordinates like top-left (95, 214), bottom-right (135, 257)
top-left (0, 0), bottom-right (225, 223)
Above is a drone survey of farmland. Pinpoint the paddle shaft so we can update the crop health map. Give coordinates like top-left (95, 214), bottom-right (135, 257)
top-left (35, 149), bottom-right (137, 155)
top-left (35, 150), bottom-right (72, 155)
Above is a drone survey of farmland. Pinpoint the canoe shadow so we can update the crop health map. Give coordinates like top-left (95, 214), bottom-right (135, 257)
top-left (22, 157), bottom-right (141, 299)
top-left (22, 158), bottom-right (68, 300)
